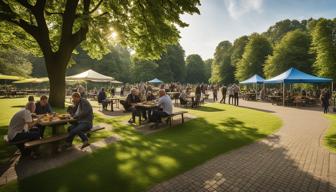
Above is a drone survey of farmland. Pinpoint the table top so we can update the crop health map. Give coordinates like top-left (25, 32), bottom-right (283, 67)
top-left (134, 102), bottom-right (158, 108)
top-left (35, 114), bottom-right (76, 126)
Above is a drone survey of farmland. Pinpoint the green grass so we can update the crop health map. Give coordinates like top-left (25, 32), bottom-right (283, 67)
top-left (324, 114), bottom-right (336, 153)
top-left (0, 99), bottom-right (282, 192)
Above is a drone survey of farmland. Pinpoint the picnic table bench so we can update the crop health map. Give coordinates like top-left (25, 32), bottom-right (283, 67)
top-left (165, 111), bottom-right (188, 128)
top-left (24, 125), bottom-right (105, 148)
top-left (4, 125), bottom-right (105, 148)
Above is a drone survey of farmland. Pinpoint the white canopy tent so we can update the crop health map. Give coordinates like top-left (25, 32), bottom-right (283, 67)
top-left (66, 69), bottom-right (114, 91)
top-left (66, 69), bottom-right (114, 81)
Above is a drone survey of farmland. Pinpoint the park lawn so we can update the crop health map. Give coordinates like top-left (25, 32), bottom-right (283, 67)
top-left (0, 97), bottom-right (116, 164)
top-left (324, 114), bottom-right (336, 153)
top-left (0, 102), bottom-right (282, 192)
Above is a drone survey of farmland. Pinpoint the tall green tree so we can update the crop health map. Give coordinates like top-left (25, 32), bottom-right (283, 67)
top-left (264, 30), bottom-right (314, 78)
top-left (156, 44), bottom-right (186, 82)
top-left (0, 0), bottom-right (200, 107)
top-left (231, 36), bottom-right (249, 67)
top-left (204, 58), bottom-right (213, 82)
top-left (210, 41), bottom-right (233, 84)
top-left (235, 34), bottom-right (272, 81)
top-left (131, 57), bottom-right (158, 83)
top-left (185, 54), bottom-right (206, 83)
top-left (311, 18), bottom-right (336, 80)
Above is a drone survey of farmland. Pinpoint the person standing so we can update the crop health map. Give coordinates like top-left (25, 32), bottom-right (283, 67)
top-left (321, 89), bottom-right (330, 114)
top-left (213, 85), bottom-right (218, 102)
top-left (220, 85), bottom-right (227, 104)
top-left (233, 84), bottom-right (240, 106)
top-left (64, 92), bottom-right (93, 149)
top-left (228, 85), bottom-right (234, 104)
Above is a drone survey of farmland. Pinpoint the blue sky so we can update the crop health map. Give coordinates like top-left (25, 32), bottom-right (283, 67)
top-left (179, 0), bottom-right (336, 60)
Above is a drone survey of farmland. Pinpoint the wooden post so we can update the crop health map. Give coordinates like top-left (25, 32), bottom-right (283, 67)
top-left (283, 82), bottom-right (285, 106)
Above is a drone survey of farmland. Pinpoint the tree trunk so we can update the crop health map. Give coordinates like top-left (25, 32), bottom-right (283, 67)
top-left (45, 55), bottom-right (67, 108)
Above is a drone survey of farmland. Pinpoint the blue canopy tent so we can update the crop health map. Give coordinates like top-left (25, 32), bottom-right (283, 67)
top-left (240, 74), bottom-right (265, 84)
top-left (148, 78), bottom-right (163, 84)
top-left (240, 74), bottom-right (265, 100)
top-left (264, 67), bottom-right (333, 105)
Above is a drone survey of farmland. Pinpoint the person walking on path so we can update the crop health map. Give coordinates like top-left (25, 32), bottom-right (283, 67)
top-left (220, 85), bottom-right (227, 104)
top-left (321, 89), bottom-right (330, 114)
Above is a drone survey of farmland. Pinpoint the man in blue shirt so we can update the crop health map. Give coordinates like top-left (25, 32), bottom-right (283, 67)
top-left (35, 95), bottom-right (52, 138)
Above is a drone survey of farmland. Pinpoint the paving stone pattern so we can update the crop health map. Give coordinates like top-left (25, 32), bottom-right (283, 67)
top-left (149, 100), bottom-right (336, 192)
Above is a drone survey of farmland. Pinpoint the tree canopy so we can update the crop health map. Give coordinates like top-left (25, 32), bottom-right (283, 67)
top-left (210, 41), bottom-right (233, 84)
top-left (311, 18), bottom-right (336, 81)
top-left (0, 0), bottom-right (200, 107)
top-left (185, 54), bottom-right (206, 83)
top-left (235, 34), bottom-right (272, 81)
top-left (264, 30), bottom-right (314, 78)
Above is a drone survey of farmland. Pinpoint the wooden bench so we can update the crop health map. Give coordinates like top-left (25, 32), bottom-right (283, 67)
top-left (165, 111), bottom-right (188, 128)
top-left (3, 135), bottom-right (28, 145)
top-left (24, 125), bottom-right (105, 148)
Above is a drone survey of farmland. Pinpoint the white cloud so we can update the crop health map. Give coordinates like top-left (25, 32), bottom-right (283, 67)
top-left (224, 0), bottom-right (264, 19)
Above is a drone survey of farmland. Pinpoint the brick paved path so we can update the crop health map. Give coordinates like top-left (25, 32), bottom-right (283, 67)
top-left (149, 100), bottom-right (336, 192)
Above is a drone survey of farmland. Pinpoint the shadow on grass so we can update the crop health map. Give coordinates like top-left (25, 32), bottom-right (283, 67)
top-left (325, 134), bottom-right (336, 150)
top-left (13, 116), bottom-right (280, 192)
top-left (0, 126), bottom-right (17, 175)
top-left (10, 105), bottom-right (25, 108)
top-left (237, 105), bottom-right (275, 113)
top-left (188, 106), bottom-right (225, 112)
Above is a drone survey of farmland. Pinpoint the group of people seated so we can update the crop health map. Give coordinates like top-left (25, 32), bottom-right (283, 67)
top-left (7, 93), bottom-right (94, 159)
top-left (120, 88), bottom-right (173, 126)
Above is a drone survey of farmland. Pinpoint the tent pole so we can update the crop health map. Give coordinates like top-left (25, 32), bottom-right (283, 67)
top-left (332, 82), bottom-right (334, 93)
top-left (282, 83), bottom-right (284, 106)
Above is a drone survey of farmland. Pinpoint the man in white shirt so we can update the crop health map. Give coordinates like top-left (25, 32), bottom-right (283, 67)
top-left (150, 89), bottom-right (173, 126)
top-left (8, 102), bottom-right (40, 156)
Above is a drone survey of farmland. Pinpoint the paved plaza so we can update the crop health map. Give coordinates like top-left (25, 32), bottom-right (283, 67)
top-left (149, 100), bottom-right (336, 192)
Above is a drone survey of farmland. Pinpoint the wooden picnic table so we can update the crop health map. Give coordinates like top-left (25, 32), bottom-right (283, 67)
top-left (244, 93), bottom-right (257, 100)
top-left (134, 102), bottom-right (158, 125)
top-left (35, 113), bottom-right (77, 153)
top-left (107, 98), bottom-right (120, 111)
top-left (268, 95), bottom-right (282, 105)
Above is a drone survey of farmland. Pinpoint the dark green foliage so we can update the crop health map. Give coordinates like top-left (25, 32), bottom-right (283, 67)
top-left (0, 45), bottom-right (32, 77)
top-left (263, 19), bottom-right (307, 44)
top-left (311, 18), bottom-right (336, 80)
top-left (185, 54), bottom-right (207, 83)
top-left (210, 41), bottom-right (233, 84)
top-left (231, 36), bottom-right (249, 67)
top-left (204, 59), bottom-right (213, 82)
top-left (131, 44), bottom-right (186, 82)
top-left (264, 30), bottom-right (314, 78)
